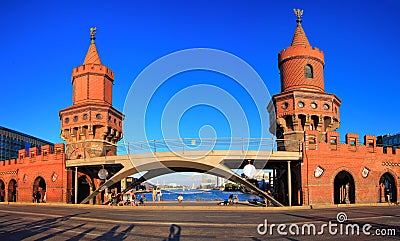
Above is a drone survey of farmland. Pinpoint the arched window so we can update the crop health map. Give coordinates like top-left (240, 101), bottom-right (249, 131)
top-left (305, 64), bottom-right (313, 78)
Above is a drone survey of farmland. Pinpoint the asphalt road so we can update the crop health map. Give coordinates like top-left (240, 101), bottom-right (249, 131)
top-left (0, 203), bottom-right (398, 240)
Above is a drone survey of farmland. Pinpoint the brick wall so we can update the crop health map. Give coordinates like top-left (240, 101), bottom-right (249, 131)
top-left (0, 143), bottom-right (69, 203)
top-left (302, 131), bottom-right (400, 205)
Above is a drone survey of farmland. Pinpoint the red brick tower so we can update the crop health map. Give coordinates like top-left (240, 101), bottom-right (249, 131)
top-left (268, 10), bottom-right (341, 151)
top-left (59, 28), bottom-right (124, 159)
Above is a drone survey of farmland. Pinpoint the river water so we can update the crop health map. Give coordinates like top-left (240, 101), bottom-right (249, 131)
top-left (140, 189), bottom-right (259, 202)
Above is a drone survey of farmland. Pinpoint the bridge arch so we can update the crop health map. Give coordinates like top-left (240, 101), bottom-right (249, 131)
top-left (81, 157), bottom-right (283, 206)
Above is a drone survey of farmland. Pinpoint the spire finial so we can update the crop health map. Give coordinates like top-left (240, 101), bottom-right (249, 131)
top-left (90, 27), bottom-right (97, 43)
top-left (293, 9), bottom-right (303, 25)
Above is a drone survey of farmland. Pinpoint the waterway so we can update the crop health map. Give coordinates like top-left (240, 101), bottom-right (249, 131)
top-left (141, 189), bottom-right (259, 202)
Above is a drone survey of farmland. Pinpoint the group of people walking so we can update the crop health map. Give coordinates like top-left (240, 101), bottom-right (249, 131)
top-left (152, 187), bottom-right (162, 202)
top-left (105, 189), bottom-right (146, 206)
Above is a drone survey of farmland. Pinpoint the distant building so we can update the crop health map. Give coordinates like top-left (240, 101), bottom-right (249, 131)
top-left (0, 126), bottom-right (53, 161)
top-left (377, 134), bottom-right (400, 148)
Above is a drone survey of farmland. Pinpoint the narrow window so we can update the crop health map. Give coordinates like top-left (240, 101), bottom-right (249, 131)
top-left (305, 64), bottom-right (313, 78)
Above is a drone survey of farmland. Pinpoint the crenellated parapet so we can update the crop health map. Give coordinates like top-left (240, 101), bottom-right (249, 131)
top-left (1, 143), bottom-right (65, 167)
top-left (302, 131), bottom-right (400, 157)
top-left (72, 64), bottom-right (114, 80)
top-left (278, 46), bottom-right (324, 64)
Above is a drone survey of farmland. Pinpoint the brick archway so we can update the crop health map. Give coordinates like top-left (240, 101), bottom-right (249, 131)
top-left (77, 175), bottom-right (93, 204)
top-left (33, 176), bottom-right (46, 203)
top-left (334, 170), bottom-right (355, 204)
top-left (8, 179), bottom-right (17, 202)
top-left (379, 172), bottom-right (397, 203)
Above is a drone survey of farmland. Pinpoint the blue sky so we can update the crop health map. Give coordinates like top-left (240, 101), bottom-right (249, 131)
top-left (1, 0), bottom-right (400, 145)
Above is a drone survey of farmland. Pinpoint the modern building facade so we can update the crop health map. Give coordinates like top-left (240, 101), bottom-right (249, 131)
top-left (0, 126), bottom-right (53, 161)
top-left (377, 134), bottom-right (400, 148)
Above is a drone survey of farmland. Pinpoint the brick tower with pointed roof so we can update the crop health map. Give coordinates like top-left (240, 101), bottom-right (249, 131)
top-left (268, 10), bottom-right (341, 151)
top-left (59, 28), bottom-right (124, 159)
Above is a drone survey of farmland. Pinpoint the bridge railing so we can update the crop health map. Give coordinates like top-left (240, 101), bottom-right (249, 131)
top-left (121, 138), bottom-right (302, 154)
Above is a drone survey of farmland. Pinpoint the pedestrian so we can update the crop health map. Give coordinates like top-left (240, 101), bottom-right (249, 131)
top-left (107, 191), bottom-right (112, 205)
top-left (130, 191), bottom-right (136, 206)
top-left (139, 193), bottom-right (146, 205)
top-left (117, 192), bottom-right (124, 206)
top-left (228, 194), bottom-right (233, 205)
top-left (42, 190), bottom-right (46, 203)
top-left (152, 188), bottom-right (157, 202)
top-left (12, 189), bottom-right (17, 202)
top-left (178, 194), bottom-right (183, 203)
top-left (157, 187), bottom-right (162, 202)
top-left (111, 190), bottom-right (117, 205)
top-left (35, 190), bottom-right (41, 203)
top-left (104, 189), bottom-right (108, 204)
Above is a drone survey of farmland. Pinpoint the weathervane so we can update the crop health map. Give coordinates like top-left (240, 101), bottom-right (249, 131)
top-left (90, 27), bottom-right (97, 43)
top-left (293, 9), bottom-right (303, 25)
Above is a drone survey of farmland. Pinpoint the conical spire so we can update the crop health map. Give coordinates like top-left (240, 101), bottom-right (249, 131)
top-left (291, 9), bottom-right (310, 46)
top-left (83, 27), bottom-right (102, 65)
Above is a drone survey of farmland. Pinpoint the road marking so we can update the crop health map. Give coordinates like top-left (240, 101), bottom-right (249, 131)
top-left (0, 209), bottom-right (254, 227)
top-left (0, 209), bottom-right (398, 228)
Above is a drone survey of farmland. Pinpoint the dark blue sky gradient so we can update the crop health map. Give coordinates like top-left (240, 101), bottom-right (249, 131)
top-left (1, 0), bottom-right (399, 143)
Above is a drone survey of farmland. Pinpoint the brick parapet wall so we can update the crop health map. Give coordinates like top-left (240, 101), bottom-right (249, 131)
top-left (0, 143), bottom-right (69, 203)
top-left (302, 131), bottom-right (400, 205)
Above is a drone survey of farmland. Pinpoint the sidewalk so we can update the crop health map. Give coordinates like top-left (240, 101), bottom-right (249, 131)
top-left (0, 201), bottom-right (396, 211)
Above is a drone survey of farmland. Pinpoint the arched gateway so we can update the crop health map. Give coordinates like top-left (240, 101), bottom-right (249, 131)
top-left (334, 170), bottom-right (355, 204)
top-left (8, 179), bottom-right (17, 202)
top-left (33, 176), bottom-right (46, 203)
top-left (77, 176), bottom-right (92, 204)
top-left (379, 172), bottom-right (397, 203)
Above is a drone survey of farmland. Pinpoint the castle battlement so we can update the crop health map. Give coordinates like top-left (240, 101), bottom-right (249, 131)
top-left (72, 63), bottom-right (114, 78)
top-left (303, 130), bottom-right (400, 157)
top-left (278, 45), bottom-right (324, 63)
top-left (0, 143), bottom-right (65, 167)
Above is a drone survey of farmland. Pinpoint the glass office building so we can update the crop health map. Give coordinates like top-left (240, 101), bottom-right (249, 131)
top-left (0, 126), bottom-right (53, 161)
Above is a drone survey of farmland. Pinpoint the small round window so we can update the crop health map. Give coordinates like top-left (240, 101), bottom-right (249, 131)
top-left (323, 104), bottom-right (330, 110)
top-left (73, 116), bottom-right (78, 122)
top-left (65, 117), bottom-right (70, 124)
top-left (298, 101), bottom-right (305, 108)
top-left (282, 102), bottom-right (289, 109)
top-left (83, 114), bottom-right (88, 120)
top-left (96, 114), bottom-right (102, 119)
top-left (311, 103), bottom-right (318, 109)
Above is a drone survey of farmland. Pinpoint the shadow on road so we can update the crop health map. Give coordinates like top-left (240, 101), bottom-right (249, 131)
top-left (163, 224), bottom-right (181, 241)
top-left (0, 212), bottom-right (89, 240)
top-left (93, 224), bottom-right (135, 241)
